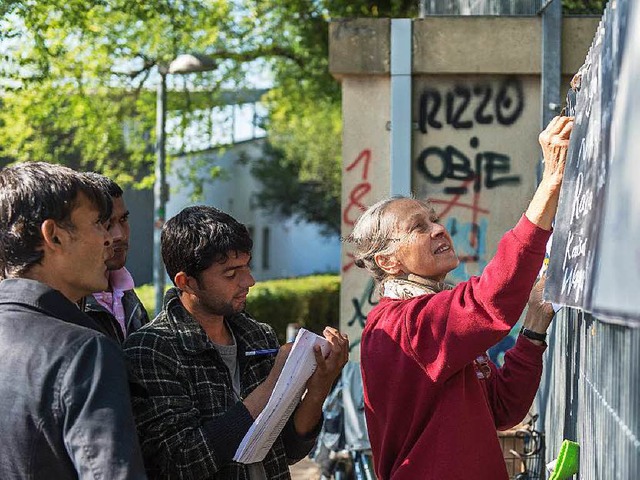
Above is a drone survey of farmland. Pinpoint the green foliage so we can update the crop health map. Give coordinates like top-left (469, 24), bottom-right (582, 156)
top-left (134, 283), bottom-right (157, 318)
top-left (0, 84), bottom-right (154, 182)
top-left (249, 0), bottom-right (417, 234)
top-left (250, 136), bottom-right (342, 236)
top-left (134, 274), bottom-right (340, 343)
top-left (0, 0), bottom-right (292, 186)
top-left (562, 0), bottom-right (606, 14)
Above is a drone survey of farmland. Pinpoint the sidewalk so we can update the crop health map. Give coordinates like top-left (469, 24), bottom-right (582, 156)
top-left (290, 457), bottom-right (321, 479)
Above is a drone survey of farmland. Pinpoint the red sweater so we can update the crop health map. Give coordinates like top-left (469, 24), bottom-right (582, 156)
top-left (361, 216), bottom-right (550, 480)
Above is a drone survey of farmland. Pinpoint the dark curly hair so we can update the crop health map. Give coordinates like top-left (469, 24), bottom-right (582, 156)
top-left (0, 162), bottom-right (112, 279)
top-left (161, 205), bottom-right (253, 286)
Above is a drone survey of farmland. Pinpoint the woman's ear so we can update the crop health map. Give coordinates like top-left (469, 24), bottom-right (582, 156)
top-left (374, 252), bottom-right (403, 275)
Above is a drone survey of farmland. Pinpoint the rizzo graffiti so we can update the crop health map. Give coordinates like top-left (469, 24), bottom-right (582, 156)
top-left (418, 77), bottom-right (524, 133)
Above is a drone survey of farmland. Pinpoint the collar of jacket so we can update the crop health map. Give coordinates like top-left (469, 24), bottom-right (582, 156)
top-left (162, 287), bottom-right (261, 360)
top-left (0, 278), bottom-right (104, 332)
top-left (83, 293), bottom-right (109, 313)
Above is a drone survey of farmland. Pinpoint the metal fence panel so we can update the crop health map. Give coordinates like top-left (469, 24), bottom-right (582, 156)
top-left (538, 310), bottom-right (640, 478)
top-left (421, 0), bottom-right (543, 16)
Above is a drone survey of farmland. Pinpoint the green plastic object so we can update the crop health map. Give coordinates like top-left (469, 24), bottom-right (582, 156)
top-left (550, 440), bottom-right (580, 480)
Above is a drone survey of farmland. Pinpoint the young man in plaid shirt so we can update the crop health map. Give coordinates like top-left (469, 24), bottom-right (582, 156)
top-left (124, 205), bottom-right (348, 479)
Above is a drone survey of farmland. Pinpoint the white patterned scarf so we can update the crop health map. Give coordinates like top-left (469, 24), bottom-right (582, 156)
top-left (383, 274), bottom-right (451, 299)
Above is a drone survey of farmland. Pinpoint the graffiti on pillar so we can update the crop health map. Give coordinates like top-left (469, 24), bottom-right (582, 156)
top-left (418, 77), bottom-right (524, 134)
top-left (415, 77), bottom-right (525, 282)
top-left (342, 148), bottom-right (373, 274)
top-left (346, 278), bottom-right (378, 349)
top-left (416, 136), bottom-right (520, 194)
top-left (342, 148), bottom-right (378, 342)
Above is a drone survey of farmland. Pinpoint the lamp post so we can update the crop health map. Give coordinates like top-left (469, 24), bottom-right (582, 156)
top-left (153, 54), bottom-right (217, 314)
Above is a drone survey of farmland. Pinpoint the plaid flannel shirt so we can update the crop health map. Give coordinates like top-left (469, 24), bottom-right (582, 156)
top-left (123, 288), bottom-right (318, 479)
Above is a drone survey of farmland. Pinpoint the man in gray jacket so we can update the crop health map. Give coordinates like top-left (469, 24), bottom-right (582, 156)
top-left (0, 162), bottom-right (146, 479)
top-left (82, 173), bottom-right (149, 344)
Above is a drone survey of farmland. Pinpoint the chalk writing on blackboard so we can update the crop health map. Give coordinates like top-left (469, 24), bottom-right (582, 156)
top-left (591, 0), bottom-right (640, 326)
top-left (545, 3), bottom-right (625, 312)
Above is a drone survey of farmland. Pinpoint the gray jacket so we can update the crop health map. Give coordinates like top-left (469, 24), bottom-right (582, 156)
top-left (0, 278), bottom-right (146, 479)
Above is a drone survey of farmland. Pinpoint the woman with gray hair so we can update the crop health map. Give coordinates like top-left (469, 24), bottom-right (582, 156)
top-left (351, 116), bottom-right (573, 480)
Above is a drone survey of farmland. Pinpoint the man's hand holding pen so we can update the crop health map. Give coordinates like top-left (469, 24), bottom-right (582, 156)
top-left (243, 343), bottom-right (292, 419)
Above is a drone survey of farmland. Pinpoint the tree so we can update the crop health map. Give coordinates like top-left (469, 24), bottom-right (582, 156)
top-left (249, 1), bottom-right (416, 235)
top-left (0, 0), bottom-right (305, 185)
top-left (563, 1), bottom-right (606, 14)
top-left (1, 0), bottom-right (421, 227)
top-left (0, 0), bottom-right (606, 223)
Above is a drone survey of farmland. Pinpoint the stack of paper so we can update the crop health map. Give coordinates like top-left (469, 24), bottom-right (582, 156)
top-left (233, 328), bottom-right (330, 464)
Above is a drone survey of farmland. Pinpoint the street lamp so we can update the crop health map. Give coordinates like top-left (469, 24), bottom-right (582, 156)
top-left (153, 53), bottom-right (217, 315)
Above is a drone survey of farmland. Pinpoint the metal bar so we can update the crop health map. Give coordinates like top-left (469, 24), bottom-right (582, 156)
top-left (390, 19), bottom-right (413, 197)
top-left (541, 0), bottom-right (562, 129)
top-left (535, 0), bottom-right (562, 424)
top-left (537, 0), bottom-right (555, 15)
top-left (153, 73), bottom-right (167, 315)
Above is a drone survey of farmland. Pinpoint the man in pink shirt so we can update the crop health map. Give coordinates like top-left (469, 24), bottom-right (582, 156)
top-left (83, 173), bottom-right (149, 344)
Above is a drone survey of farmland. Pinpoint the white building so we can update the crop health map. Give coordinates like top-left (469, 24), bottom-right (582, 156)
top-left (166, 138), bottom-right (341, 282)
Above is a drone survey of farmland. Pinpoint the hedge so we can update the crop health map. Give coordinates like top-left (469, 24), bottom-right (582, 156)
top-left (134, 274), bottom-right (340, 343)
top-left (133, 283), bottom-right (160, 317)
top-left (245, 275), bottom-right (340, 343)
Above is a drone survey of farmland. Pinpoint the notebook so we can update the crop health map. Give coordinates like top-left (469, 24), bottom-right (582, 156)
top-left (233, 328), bottom-right (330, 464)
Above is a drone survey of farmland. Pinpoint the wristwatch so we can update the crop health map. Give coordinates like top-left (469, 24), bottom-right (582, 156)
top-left (519, 326), bottom-right (547, 342)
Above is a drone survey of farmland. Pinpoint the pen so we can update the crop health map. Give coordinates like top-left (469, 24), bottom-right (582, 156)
top-left (245, 348), bottom-right (279, 357)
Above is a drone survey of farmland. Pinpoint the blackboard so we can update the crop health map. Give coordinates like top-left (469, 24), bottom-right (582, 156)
top-left (545, 0), bottom-right (630, 316)
top-left (545, 27), bottom-right (607, 309)
top-left (591, 0), bottom-right (640, 326)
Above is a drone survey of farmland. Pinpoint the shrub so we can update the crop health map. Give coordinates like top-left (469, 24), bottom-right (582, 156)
top-left (134, 283), bottom-right (156, 317)
top-left (246, 275), bottom-right (340, 343)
